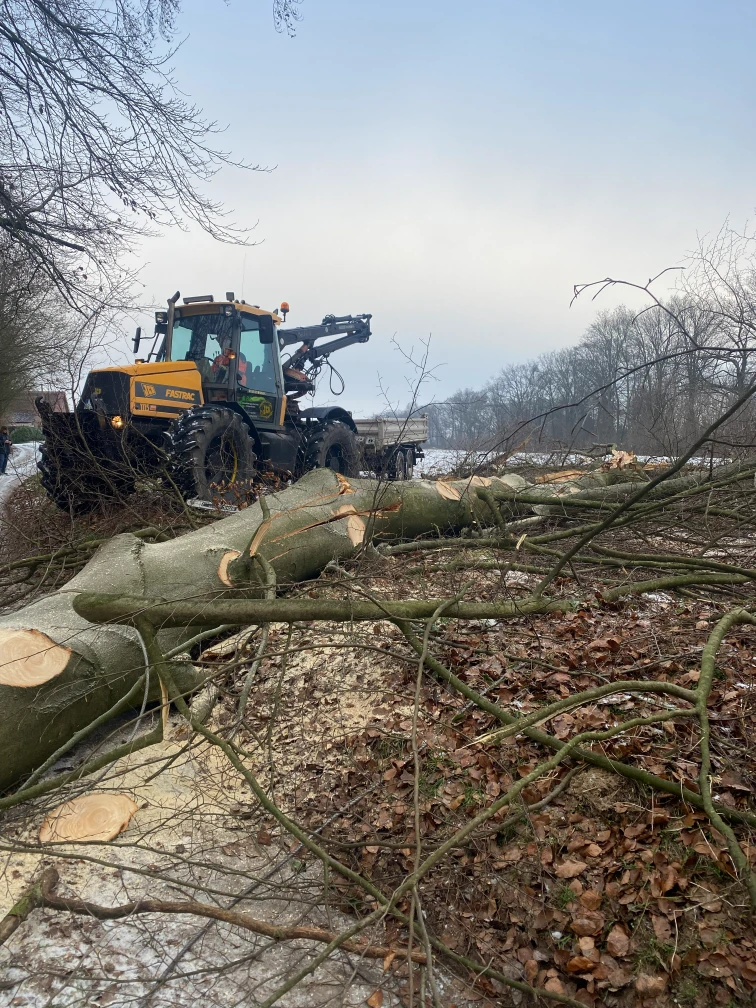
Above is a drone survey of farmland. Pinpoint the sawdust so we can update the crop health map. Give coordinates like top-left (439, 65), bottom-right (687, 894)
top-left (0, 722), bottom-right (405, 1006)
top-left (570, 766), bottom-right (629, 813)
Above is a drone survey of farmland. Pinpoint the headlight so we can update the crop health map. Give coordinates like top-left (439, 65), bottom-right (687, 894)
top-left (111, 415), bottom-right (124, 429)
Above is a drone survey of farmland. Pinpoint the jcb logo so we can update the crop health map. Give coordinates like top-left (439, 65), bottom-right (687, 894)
top-left (140, 383), bottom-right (156, 397)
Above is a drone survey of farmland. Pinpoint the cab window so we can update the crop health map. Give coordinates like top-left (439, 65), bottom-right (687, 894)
top-left (169, 313), bottom-right (236, 380)
top-left (239, 316), bottom-right (278, 394)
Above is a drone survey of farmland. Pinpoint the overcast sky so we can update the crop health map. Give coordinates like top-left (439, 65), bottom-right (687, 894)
top-left (133, 0), bottom-right (756, 416)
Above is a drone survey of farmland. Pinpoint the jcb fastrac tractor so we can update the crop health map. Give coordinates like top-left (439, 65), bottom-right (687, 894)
top-left (37, 291), bottom-right (412, 512)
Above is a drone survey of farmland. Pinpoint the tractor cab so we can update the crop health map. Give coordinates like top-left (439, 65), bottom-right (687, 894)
top-left (152, 294), bottom-right (285, 428)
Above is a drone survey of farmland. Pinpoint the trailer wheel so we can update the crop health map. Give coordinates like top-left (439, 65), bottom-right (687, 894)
top-left (170, 405), bottom-right (257, 503)
top-left (390, 449), bottom-right (407, 480)
top-left (304, 421), bottom-right (360, 477)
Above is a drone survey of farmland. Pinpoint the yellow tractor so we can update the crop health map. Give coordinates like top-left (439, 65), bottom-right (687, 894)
top-left (37, 291), bottom-right (373, 511)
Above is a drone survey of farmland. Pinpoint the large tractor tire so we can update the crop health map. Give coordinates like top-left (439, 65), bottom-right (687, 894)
top-left (303, 421), bottom-right (360, 477)
top-left (169, 405), bottom-right (257, 503)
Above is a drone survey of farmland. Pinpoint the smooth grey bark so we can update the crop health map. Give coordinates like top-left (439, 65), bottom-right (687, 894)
top-left (0, 470), bottom-right (488, 788)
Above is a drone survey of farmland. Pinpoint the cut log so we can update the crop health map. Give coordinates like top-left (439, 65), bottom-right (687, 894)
top-left (3, 458), bottom-right (752, 792)
top-left (39, 793), bottom-right (138, 842)
top-left (0, 470), bottom-right (492, 789)
top-left (0, 629), bottom-right (72, 687)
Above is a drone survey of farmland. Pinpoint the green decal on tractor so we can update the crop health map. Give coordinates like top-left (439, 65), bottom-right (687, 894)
top-left (239, 393), bottom-right (274, 419)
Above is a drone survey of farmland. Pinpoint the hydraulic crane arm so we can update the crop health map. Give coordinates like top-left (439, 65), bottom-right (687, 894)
top-left (280, 314), bottom-right (371, 372)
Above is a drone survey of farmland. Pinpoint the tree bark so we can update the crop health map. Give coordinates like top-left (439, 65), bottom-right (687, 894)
top-left (0, 470), bottom-right (494, 789)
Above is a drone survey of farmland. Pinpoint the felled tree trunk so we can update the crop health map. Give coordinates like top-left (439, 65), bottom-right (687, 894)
top-left (3, 458), bottom-right (752, 791)
top-left (0, 470), bottom-right (497, 789)
top-left (497, 456), bottom-right (756, 515)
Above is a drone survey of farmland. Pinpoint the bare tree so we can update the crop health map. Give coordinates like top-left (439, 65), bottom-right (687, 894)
top-left (0, 242), bottom-right (93, 416)
top-left (0, 0), bottom-right (282, 309)
top-left (429, 227), bottom-right (756, 457)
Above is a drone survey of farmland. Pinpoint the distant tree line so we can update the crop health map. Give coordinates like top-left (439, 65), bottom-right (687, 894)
top-left (425, 286), bottom-right (756, 457)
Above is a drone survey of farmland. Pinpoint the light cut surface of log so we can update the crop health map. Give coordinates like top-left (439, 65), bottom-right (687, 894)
top-left (0, 629), bottom-right (72, 687)
top-left (217, 549), bottom-right (241, 586)
top-left (434, 480), bottom-right (461, 500)
top-left (39, 793), bottom-right (139, 843)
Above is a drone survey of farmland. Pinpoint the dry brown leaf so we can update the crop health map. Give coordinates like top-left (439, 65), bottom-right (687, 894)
top-left (366, 990), bottom-right (384, 1007)
top-left (571, 912), bottom-right (605, 936)
top-left (566, 955), bottom-right (596, 973)
top-left (579, 890), bottom-right (603, 910)
top-left (543, 978), bottom-right (565, 994)
top-left (382, 951), bottom-right (396, 972)
top-left (605, 924), bottom-right (630, 957)
top-left (498, 844), bottom-right (522, 863)
top-left (635, 974), bottom-right (667, 995)
top-left (0, 628), bottom-right (72, 687)
top-left (554, 859), bottom-right (587, 878)
top-left (40, 793), bottom-right (138, 843)
top-left (652, 915), bottom-right (672, 942)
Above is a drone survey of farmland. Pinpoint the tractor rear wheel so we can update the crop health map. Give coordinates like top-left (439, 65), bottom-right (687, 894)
top-left (303, 421), bottom-right (360, 477)
top-left (169, 405), bottom-right (257, 503)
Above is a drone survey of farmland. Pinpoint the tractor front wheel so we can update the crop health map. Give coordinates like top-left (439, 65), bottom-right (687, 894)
top-left (169, 405), bottom-right (257, 504)
top-left (37, 419), bottom-right (136, 513)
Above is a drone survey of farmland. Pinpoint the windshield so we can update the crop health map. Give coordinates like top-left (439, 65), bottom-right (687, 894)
top-left (169, 312), bottom-right (236, 372)
top-left (166, 310), bottom-right (279, 395)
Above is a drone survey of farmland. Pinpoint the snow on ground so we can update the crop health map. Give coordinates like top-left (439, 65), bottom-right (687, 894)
top-left (415, 447), bottom-right (717, 478)
top-left (0, 443), bottom-right (40, 505)
top-left (0, 720), bottom-right (404, 1008)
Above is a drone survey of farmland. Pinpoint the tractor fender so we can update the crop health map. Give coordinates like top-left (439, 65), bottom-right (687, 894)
top-left (297, 406), bottom-right (357, 433)
top-left (219, 402), bottom-right (265, 457)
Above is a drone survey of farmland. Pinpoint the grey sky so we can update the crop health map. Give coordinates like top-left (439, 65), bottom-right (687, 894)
top-left (133, 0), bottom-right (756, 416)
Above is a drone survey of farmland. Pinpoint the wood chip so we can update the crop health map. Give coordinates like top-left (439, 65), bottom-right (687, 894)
top-left (217, 550), bottom-right (242, 586)
top-left (434, 481), bottom-right (461, 500)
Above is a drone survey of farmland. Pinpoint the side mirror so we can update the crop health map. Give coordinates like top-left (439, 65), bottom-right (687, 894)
top-left (258, 314), bottom-right (275, 345)
top-left (132, 327), bottom-right (142, 353)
